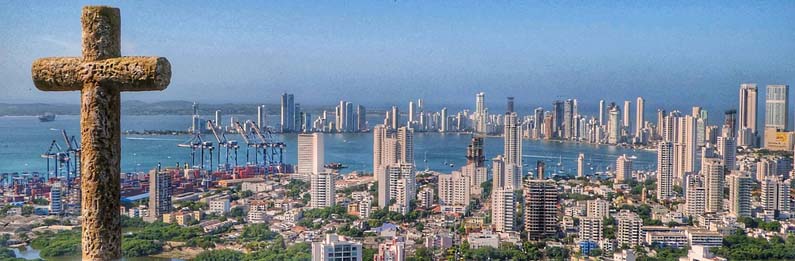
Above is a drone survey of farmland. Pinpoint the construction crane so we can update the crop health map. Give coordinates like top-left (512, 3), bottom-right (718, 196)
top-left (247, 121), bottom-right (286, 165)
top-left (177, 132), bottom-right (213, 169)
top-left (206, 120), bottom-right (239, 170)
top-left (233, 121), bottom-right (265, 165)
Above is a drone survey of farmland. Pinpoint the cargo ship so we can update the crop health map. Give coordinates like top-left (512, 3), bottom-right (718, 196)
top-left (38, 113), bottom-right (56, 122)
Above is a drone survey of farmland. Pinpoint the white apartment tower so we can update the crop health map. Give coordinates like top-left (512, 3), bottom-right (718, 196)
top-left (616, 154), bottom-right (633, 183)
top-left (702, 158), bottom-right (725, 213)
top-left (311, 172), bottom-right (336, 209)
top-left (298, 133), bottom-right (325, 174)
top-left (657, 141), bottom-right (674, 199)
top-left (636, 97), bottom-right (645, 137)
top-left (728, 171), bottom-right (752, 217)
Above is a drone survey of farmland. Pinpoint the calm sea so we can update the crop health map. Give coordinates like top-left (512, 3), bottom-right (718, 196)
top-left (0, 114), bottom-right (656, 176)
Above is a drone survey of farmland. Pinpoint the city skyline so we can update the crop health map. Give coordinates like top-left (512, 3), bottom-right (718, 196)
top-left (1, 1), bottom-right (794, 108)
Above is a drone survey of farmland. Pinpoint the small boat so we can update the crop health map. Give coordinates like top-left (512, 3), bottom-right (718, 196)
top-left (324, 162), bottom-right (347, 170)
top-left (38, 113), bottom-right (56, 122)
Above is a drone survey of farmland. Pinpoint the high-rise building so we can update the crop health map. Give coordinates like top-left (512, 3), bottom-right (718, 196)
top-left (552, 100), bottom-right (564, 137)
top-left (579, 217), bottom-right (603, 243)
top-left (728, 171), bottom-right (752, 217)
top-left (615, 154), bottom-right (632, 183)
top-left (357, 105), bottom-right (367, 132)
top-left (408, 100), bottom-right (416, 128)
top-left (492, 187), bottom-right (516, 232)
top-left (503, 112), bottom-right (522, 172)
top-left (674, 116), bottom-right (697, 180)
top-left (623, 100), bottom-right (631, 130)
top-left (536, 160), bottom-right (546, 180)
top-left (312, 234), bottom-right (363, 261)
top-left (724, 110), bottom-right (737, 138)
top-left (685, 174), bottom-right (706, 217)
top-left (657, 141), bottom-right (674, 199)
top-left (702, 158), bottom-right (724, 213)
top-left (564, 99), bottom-right (575, 139)
top-left (281, 93), bottom-right (295, 132)
top-left (380, 163), bottom-right (415, 212)
top-left (391, 106), bottom-right (400, 130)
top-left (257, 105), bottom-right (266, 129)
top-left (717, 136), bottom-right (737, 171)
top-left (475, 92), bottom-right (487, 134)
top-left (765, 84), bottom-right (789, 130)
top-left (506, 97), bottom-right (515, 113)
top-left (586, 199), bottom-right (610, 219)
top-left (147, 169), bottom-right (172, 222)
top-left (636, 97), bottom-right (645, 137)
top-left (598, 99), bottom-right (606, 126)
top-left (297, 133), bottom-right (324, 174)
top-left (607, 106), bottom-right (621, 144)
top-left (761, 176), bottom-right (790, 215)
top-left (617, 210), bottom-right (643, 247)
top-left (49, 183), bottom-right (62, 215)
top-left (214, 110), bottom-right (222, 128)
top-left (440, 107), bottom-right (449, 132)
top-left (577, 153), bottom-right (585, 178)
top-left (397, 127), bottom-right (414, 164)
top-left (738, 83), bottom-right (758, 146)
top-left (466, 136), bottom-right (485, 167)
top-left (524, 180), bottom-right (558, 240)
top-left (437, 171), bottom-right (471, 207)
top-left (311, 172), bottom-right (336, 209)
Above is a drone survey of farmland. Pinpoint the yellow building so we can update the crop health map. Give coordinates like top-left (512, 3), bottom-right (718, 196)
top-left (764, 128), bottom-right (794, 151)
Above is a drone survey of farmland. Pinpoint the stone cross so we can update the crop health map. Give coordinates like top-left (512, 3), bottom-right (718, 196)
top-left (31, 6), bottom-right (171, 260)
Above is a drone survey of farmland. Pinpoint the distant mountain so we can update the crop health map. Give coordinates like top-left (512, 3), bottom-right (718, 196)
top-left (0, 100), bottom-right (336, 116)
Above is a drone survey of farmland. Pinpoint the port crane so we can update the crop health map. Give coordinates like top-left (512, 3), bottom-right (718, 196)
top-left (177, 132), bottom-right (213, 170)
top-left (206, 120), bottom-right (239, 170)
top-left (247, 121), bottom-right (286, 166)
top-left (233, 121), bottom-right (265, 165)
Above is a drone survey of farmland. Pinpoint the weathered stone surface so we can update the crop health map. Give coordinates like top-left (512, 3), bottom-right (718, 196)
top-left (30, 5), bottom-right (171, 260)
top-left (32, 56), bottom-right (171, 92)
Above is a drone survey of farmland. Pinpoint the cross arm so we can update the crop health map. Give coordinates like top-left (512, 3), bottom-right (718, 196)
top-left (32, 56), bottom-right (171, 92)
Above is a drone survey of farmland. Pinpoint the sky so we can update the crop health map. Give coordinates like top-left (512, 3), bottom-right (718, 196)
top-left (1, 1), bottom-right (794, 113)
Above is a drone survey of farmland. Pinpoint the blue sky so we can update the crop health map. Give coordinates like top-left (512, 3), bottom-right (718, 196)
top-left (1, 1), bottom-right (794, 113)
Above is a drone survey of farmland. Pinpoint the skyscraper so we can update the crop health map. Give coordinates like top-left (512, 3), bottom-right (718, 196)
top-left (466, 136), bottom-right (485, 167)
top-left (280, 93), bottom-right (295, 132)
top-left (374, 125), bottom-right (415, 209)
top-left (685, 174), bottom-right (706, 217)
top-left (298, 133), bottom-right (325, 174)
top-left (356, 105), bottom-right (367, 132)
top-left (728, 171), bottom-right (752, 217)
top-left (702, 158), bottom-right (725, 213)
top-left (506, 97), bottom-right (514, 113)
top-left (552, 100), bottom-right (564, 137)
top-left (615, 154), bottom-right (632, 183)
top-left (504, 112), bottom-right (522, 172)
top-left (598, 99), bottom-right (606, 126)
top-left (310, 172), bottom-right (336, 208)
top-left (524, 180), bottom-right (558, 240)
top-left (607, 106), bottom-right (621, 144)
top-left (577, 153), bottom-right (585, 178)
top-left (765, 84), bottom-right (789, 131)
top-left (492, 187), bottom-right (516, 232)
top-left (440, 107), bottom-right (448, 132)
top-left (738, 83), bottom-right (758, 146)
top-left (623, 100), bottom-right (631, 130)
top-left (635, 97), bottom-right (645, 137)
top-left (257, 105), bottom-right (266, 129)
top-left (564, 99), bottom-right (575, 139)
top-left (717, 135), bottom-right (737, 171)
top-left (408, 100), bottom-right (416, 128)
top-left (147, 169), bottom-right (172, 222)
top-left (657, 141), bottom-right (674, 199)
top-left (475, 92), bottom-right (487, 134)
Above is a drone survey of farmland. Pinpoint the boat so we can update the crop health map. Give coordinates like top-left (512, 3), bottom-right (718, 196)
top-left (38, 113), bottom-right (55, 122)
top-left (324, 162), bottom-right (346, 170)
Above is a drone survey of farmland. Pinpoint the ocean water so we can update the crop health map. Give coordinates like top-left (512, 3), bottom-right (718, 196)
top-left (0, 114), bottom-right (656, 176)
